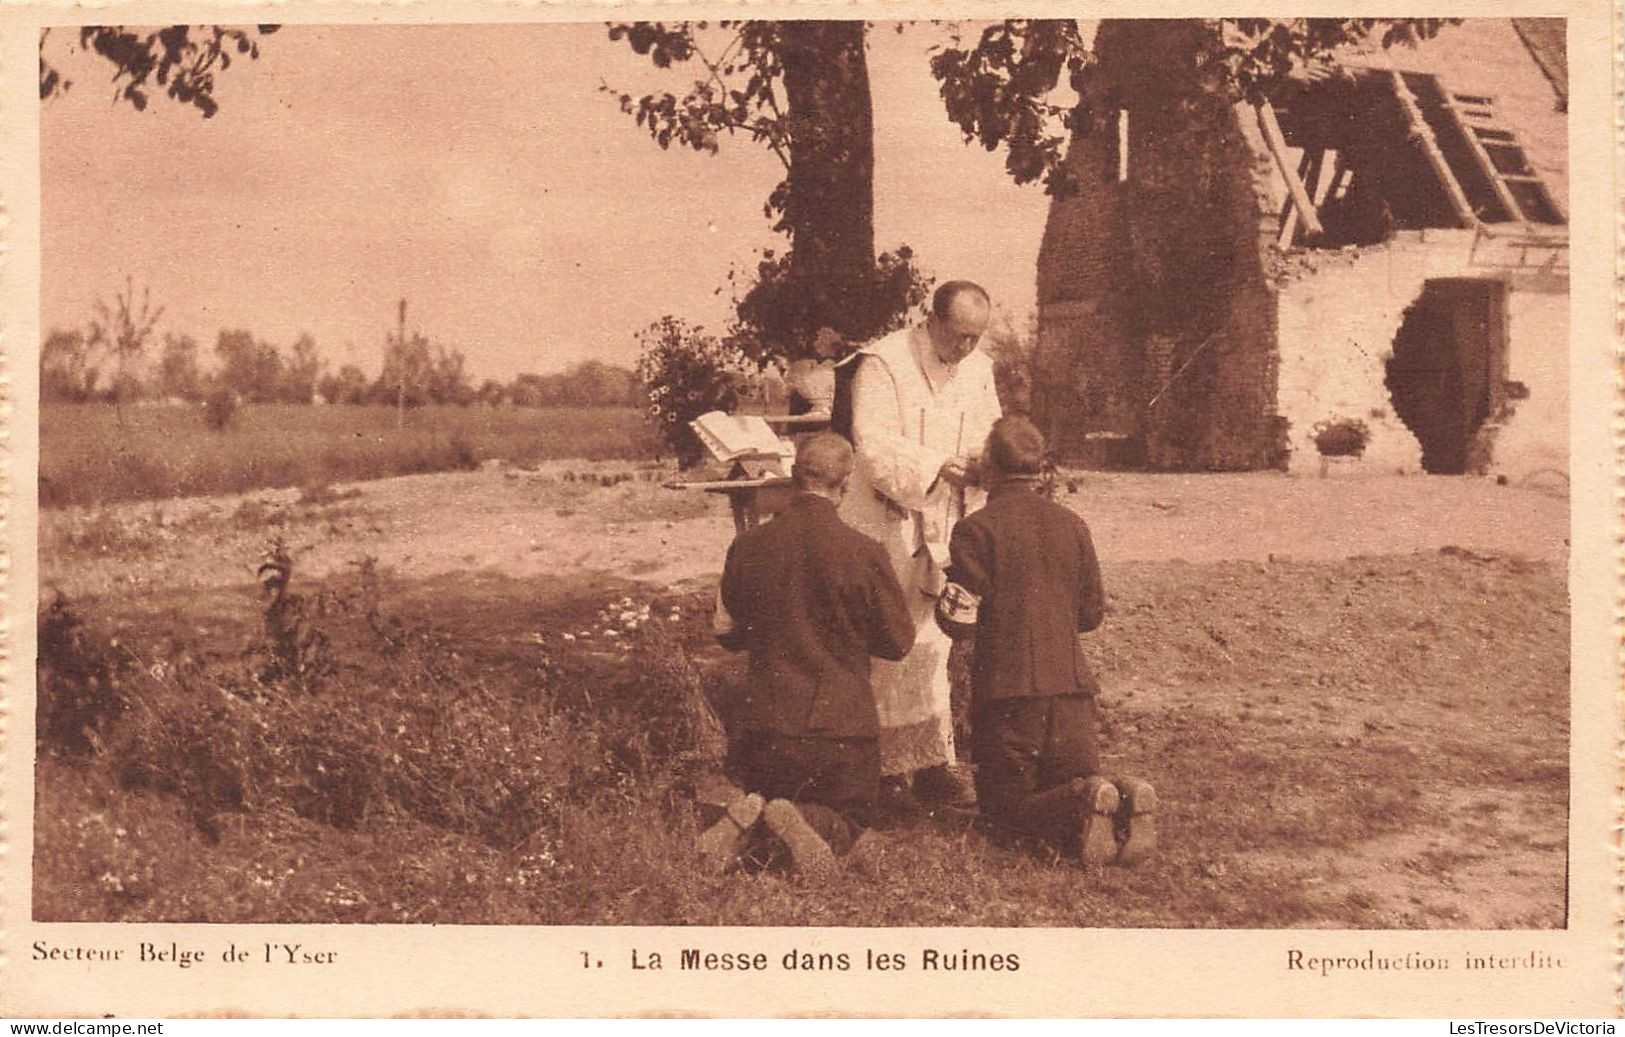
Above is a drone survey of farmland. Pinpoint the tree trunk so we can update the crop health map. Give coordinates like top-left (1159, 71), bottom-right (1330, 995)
top-left (778, 21), bottom-right (877, 340)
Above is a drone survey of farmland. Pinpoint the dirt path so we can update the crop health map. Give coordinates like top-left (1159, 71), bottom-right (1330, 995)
top-left (41, 463), bottom-right (1568, 600)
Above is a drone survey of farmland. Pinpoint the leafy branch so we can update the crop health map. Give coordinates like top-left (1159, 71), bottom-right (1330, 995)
top-left (602, 22), bottom-right (793, 216)
top-left (41, 24), bottom-right (280, 117)
top-left (930, 19), bottom-right (1097, 197)
top-left (930, 18), bottom-right (1461, 199)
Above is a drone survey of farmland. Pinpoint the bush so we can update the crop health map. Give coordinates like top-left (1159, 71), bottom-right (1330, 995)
top-left (635, 317), bottom-right (752, 468)
top-left (99, 556), bottom-right (623, 850)
top-left (1312, 418), bottom-right (1371, 458)
top-left (725, 246), bottom-right (932, 365)
top-left (34, 558), bottom-right (742, 921)
top-left (37, 593), bottom-right (136, 754)
top-left (618, 620), bottom-right (728, 776)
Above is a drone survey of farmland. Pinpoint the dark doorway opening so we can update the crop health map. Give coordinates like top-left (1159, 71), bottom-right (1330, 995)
top-left (1385, 278), bottom-right (1508, 474)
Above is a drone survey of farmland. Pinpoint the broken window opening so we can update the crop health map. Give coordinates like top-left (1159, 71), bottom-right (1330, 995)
top-left (1384, 278), bottom-right (1510, 474)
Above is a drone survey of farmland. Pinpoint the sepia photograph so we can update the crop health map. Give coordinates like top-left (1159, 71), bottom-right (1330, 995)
top-left (27, 13), bottom-right (1579, 941)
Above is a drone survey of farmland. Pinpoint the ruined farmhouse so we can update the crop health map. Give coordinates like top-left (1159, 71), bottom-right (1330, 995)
top-left (1034, 19), bottom-right (1568, 477)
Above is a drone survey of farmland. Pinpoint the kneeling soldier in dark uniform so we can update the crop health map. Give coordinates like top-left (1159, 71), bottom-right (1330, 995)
top-left (943, 416), bottom-right (1156, 866)
top-left (703, 432), bottom-right (916, 875)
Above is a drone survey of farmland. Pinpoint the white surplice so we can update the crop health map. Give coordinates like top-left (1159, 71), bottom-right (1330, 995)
top-left (839, 324), bottom-right (1003, 775)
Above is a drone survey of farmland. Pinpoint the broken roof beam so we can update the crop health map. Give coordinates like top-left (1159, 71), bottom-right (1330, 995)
top-left (1255, 102), bottom-right (1324, 240)
top-left (1437, 97), bottom-right (1526, 222)
top-left (1388, 70), bottom-right (1478, 228)
top-left (1278, 148), bottom-right (1329, 247)
top-left (1276, 148), bottom-right (1318, 247)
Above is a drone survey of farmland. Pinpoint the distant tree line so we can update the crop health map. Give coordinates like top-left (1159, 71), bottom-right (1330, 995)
top-left (40, 324), bottom-right (643, 409)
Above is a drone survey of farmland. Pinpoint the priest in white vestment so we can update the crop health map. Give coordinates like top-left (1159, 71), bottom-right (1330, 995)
top-left (839, 281), bottom-right (1003, 802)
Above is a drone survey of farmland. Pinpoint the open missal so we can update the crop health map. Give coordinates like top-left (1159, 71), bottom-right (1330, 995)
top-left (689, 411), bottom-right (795, 468)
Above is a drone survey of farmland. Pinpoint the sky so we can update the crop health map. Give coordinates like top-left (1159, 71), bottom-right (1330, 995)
top-left (41, 22), bottom-right (1057, 381)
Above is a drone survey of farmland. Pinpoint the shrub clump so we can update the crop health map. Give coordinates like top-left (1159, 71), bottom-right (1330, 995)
top-left (635, 316), bottom-right (752, 468)
top-left (37, 593), bottom-right (136, 753)
top-left (1313, 418), bottom-right (1371, 458)
top-left (617, 620), bottom-right (728, 775)
top-left (724, 246), bottom-right (932, 365)
top-left (36, 560), bottom-right (742, 921)
top-left (110, 590), bottom-right (618, 853)
top-left (52, 556), bottom-right (674, 863)
top-left (114, 647), bottom-right (609, 850)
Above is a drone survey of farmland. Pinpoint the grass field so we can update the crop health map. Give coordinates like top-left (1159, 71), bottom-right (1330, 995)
top-left (32, 468), bottom-right (1569, 928)
top-left (40, 403), bottom-right (657, 508)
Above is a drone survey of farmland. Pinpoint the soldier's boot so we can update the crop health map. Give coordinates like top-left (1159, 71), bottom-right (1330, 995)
top-left (1111, 776), bottom-right (1158, 867)
top-left (844, 828), bottom-right (889, 876)
top-left (762, 799), bottom-right (836, 878)
top-left (1075, 776), bottom-right (1122, 867)
top-left (697, 792), bottom-right (764, 871)
top-left (690, 773), bottom-right (748, 810)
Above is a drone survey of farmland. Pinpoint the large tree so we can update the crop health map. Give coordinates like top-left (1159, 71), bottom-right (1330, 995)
top-left (606, 21), bottom-right (919, 363)
top-left (607, 18), bottom-right (1457, 358)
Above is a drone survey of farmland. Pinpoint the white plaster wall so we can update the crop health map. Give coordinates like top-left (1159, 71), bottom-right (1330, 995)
top-left (1491, 285), bottom-right (1569, 479)
top-left (1276, 233), bottom-right (1569, 477)
top-left (1275, 242), bottom-right (1434, 475)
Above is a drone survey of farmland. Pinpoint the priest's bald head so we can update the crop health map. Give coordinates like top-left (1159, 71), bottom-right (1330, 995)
top-left (926, 281), bottom-right (992, 366)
